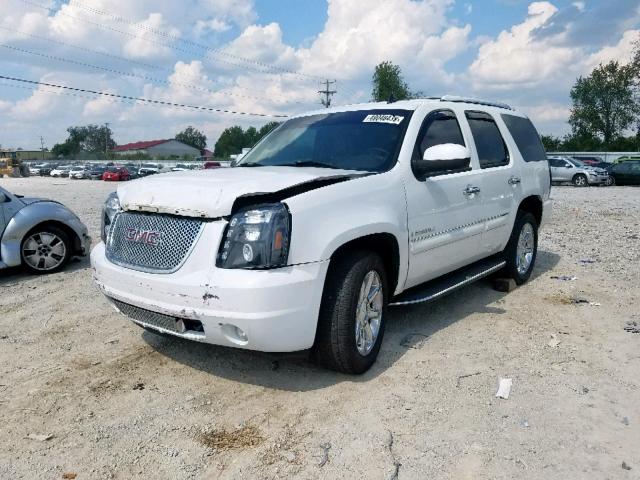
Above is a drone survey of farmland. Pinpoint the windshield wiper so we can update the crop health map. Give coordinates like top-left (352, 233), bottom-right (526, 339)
top-left (282, 160), bottom-right (340, 169)
top-left (237, 162), bottom-right (264, 167)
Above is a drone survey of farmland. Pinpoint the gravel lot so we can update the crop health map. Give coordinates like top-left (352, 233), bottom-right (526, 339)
top-left (1, 176), bottom-right (639, 479)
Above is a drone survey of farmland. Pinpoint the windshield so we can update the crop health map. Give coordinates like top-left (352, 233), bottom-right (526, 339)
top-left (237, 109), bottom-right (413, 172)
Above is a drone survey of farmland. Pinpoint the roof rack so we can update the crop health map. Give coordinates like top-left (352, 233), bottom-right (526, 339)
top-left (439, 95), bottom-right (513, 110)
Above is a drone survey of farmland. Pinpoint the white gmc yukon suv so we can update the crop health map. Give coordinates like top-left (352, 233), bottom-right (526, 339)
top-left (91, 96), bottom-right (551, 374)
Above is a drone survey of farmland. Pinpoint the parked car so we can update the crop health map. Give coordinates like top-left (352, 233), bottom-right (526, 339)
top-left (138, 163), bottom-right (164, 176)
top-left (548, 157), bottom-right (609, 186)
top-left (571, 155), bottom-right (603, 166)
top-left (103, 167), bottom-right (130, 182)
top-left (50, 165), bottom-right (73, 177)
top-left (203, 161), bottom-right (221, 169)
top-left (123, 164), bottom-right (140, 180)
top-left (38, 163), bottom-right (58, 176)
top-left (0, 186), bottom-right (90, 273)
top-left (69, 165), bottom-right (91, 179)
top-left (92, 97), bottom-right (551, 373)
top-left (30, 163), bottom-right (48, 176)
top-left (89, 165), bottom-right (107, 180)
top-left (608, 160), bottom-right (640, 185)
top-left (613, 155), bottom-right (640, 164)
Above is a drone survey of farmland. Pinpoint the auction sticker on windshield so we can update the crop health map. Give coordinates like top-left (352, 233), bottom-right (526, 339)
top-left (362, 114), bottom-right (404, 125)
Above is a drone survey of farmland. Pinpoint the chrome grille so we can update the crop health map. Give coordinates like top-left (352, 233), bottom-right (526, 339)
top-left (106, 211), bottom-right (203, 273)
top-left (111, 299), bottom-right (181, 332)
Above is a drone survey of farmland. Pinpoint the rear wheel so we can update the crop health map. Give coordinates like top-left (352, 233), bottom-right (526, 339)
top-left (313, 251), bottom-right (387, 374)
top-left (21, 225), bottom-right (72, 274)
top-left (573, 174), bottom-right (588, 187)
top-left (502, 212), bottom-right (538, 285)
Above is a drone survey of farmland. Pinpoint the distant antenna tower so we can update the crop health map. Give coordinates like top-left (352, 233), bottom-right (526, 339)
top-left (318, 79), bottom-right (337, 108)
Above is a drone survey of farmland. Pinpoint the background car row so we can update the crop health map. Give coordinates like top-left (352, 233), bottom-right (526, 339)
top-left (27, 162), bottom-right (207, 181)
top-left (549, 155), bottom-right (640, 186)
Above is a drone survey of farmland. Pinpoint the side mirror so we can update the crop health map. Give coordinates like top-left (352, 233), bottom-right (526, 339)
top-left (0, 192), bottom-right (7, 203)
top-left (415, 144), bottom-right (471, 178)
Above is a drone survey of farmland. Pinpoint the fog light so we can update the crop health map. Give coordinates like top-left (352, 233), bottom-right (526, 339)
top-left (221, 324), bottom-right (249, 345)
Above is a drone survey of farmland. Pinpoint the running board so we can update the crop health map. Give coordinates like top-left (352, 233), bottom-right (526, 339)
top-left (389, 256), bottom-right (506, 307)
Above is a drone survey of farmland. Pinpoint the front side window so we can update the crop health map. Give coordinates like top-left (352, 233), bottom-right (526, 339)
top-left (237, 109), bottom-right (413, 172)
top-left (465, 111), bottom-right (509, 169)
top-left (412, 109), bottom-right (465, 161)
top-left (501, 114), bottom-right (546, 162)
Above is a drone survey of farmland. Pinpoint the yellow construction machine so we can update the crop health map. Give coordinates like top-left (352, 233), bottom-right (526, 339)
top-left (0, 151), bottom-right (29, 177)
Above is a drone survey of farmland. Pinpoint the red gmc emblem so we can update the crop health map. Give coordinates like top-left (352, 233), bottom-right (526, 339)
top-left (125, 228), bottom-right (163, 246)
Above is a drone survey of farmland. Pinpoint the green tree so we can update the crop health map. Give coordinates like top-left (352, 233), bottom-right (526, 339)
top-left (213, 122), bottom-right (282, 158)
top-left (372, 61), bottom-right (411, 102)
top-left (540, 135), bottom-right (562, 151)
top-left (214, 126), bottom-right (246, 158)
top-left (569, 61), bottom-right (638, 147)
top-left (175, 126), bottom-right (207, 151)
top-left (51, 124), bottom-right (115, 157)
top-left (258, 121), bottom-right (280, 138)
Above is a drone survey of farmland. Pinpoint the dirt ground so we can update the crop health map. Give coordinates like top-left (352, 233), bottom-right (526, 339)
top-left (1, 176), bottom-right (639, 479)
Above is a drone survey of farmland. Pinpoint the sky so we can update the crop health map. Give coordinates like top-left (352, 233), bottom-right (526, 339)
top-left (0, 0), bottom-right (638, 150)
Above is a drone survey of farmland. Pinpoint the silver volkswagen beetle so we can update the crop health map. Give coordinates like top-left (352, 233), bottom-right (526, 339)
top-left (0, 186), bottom-right (90, 273)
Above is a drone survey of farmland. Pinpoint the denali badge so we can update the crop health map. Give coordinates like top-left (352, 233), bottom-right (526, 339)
top-left (125, 228), bottom-right (163, 246)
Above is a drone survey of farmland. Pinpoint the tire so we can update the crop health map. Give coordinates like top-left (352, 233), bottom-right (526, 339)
top-left (605, 176), bottom-right (615, 186)
top-left (21, 225), bottom-right (72, 274)
top-left (572, 174), bottom-right (588, 187)
top-left (313, 251), bottom-right (388, 374)
top-left (501, 211), bottom-right (538, 285)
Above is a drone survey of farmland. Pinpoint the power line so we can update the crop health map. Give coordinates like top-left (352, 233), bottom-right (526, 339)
top-left (16, 0), bottom-right (324, 83)
top-left (67, 0), bottom-right (327, 81)
top-left (0, 43), bottom-right (313, 105)
top-left (0, 75), bottom-right (289, 118)
top-left (0, 25), bottom-right (311, 105)
top-left (318, 79), bottom-right (337, 108)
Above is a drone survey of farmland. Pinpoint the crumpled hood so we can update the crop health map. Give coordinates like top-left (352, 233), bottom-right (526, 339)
top-left (116, 166), bottom-right (363, 218)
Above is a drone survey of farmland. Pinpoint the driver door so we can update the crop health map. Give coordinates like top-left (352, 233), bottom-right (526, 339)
top-left (404, 108), bottom-right (486, 289)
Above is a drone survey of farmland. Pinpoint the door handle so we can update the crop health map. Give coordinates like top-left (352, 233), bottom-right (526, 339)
top-left (463, 185), bottom-right (481, 196)
top-left (508, 176), bottom-right (521, 185)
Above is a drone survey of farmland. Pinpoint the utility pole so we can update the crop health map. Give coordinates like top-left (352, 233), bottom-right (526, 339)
top-left (104, 122), bottom-right (110, 157)
top-left (39, 136), bottom-right (45, 160)
top-left (318, 79), bottom-right (337, 108)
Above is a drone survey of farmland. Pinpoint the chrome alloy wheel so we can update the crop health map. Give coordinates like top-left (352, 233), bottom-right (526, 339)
top-left (574, 175), bottom-right (587, 187)
top-left (22, 232), bottom-right (67, 271)
top-left (516, 223), bottom-right (535, 276)
top-left (355, 270), bottom-right (383, 356)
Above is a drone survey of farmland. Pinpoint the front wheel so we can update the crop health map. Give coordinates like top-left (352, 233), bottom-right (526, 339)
top-left (502, 212), bottom-right (538, 285)
top-left (605, 176), bottom-right (615, 186)
top-left (573, 174), bottom-right (588, 187)
top-left (313, 251), bottom-right (387, 374)
top-left (21, 226), bottom-right (72, 274)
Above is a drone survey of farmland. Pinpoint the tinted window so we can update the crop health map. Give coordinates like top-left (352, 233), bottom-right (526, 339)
top-left (548, 158), bottom-right (562, 167)
top-left (501, 114), bottom-right (546, 162)
top-left (413, 110), bottom-right (465, 160)
top-left (465, 111), bottom-right (509, 168)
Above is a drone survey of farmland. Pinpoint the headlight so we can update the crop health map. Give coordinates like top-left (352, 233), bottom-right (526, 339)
top-left (101, 192), bottom-right (121, 242)
top-left (217, 203), bottom-right (291, 269)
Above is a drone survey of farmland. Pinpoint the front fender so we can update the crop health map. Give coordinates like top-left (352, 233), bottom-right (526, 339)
top-left (1, 201), bottom-right (89, 267)
top-left (286, 173), bottom-right (409, 294)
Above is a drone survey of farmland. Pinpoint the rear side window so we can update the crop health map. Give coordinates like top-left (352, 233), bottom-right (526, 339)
top-left (413, 110), bottom-right (465, 160)
top-left (501, 114), bottom-right (546, 162)
top-left (465, 111), bottom-right (509, 169)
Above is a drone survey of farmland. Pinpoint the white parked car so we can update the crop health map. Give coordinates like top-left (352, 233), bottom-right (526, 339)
top-left (30, 163), bottom-right (48, 175)
top-left (50, 165), bottom-right (72, 177)
top-left (138, 163), bottom-right (164, 176)
top-left (69, 165), bottom-right (91, 179)
top-left (91, 97), bottom-right (551, 373)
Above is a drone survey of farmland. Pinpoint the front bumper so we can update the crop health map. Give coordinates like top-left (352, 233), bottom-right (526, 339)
top-left (587, 173), bottom-right (609, 185)
top-left (91, 242), bottom-right (329, 352)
